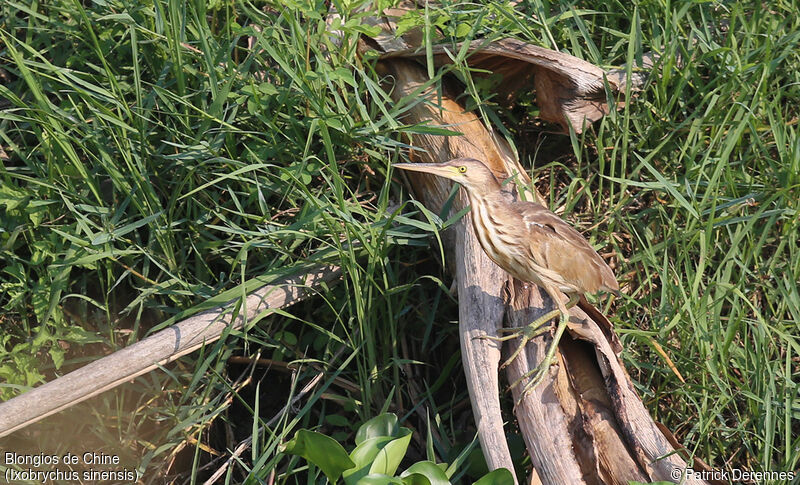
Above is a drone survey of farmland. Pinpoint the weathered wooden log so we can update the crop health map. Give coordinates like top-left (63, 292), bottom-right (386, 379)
top-left (0, 266), bottom-right (342, 438)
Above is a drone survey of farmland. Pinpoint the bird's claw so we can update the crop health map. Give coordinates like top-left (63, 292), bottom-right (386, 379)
top-left (496, 325), bottom-right (550, 370)
top-left (510, 354), bottom-right (560, 406)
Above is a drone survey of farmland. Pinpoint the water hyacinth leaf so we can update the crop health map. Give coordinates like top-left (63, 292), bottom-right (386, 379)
top-left (355, 474), bottom-right (405, 485)
top-left (282, 429), bottom-right (355, 483)
top-left (471, 468), bottom-right (514, 485)
top-left (368, 428), bottom-right (412, 476)
top-left (345, 436), bottom-right (395, 484)
top-left (355, 413), bottom-right (401, 445)
top-left (400, 461), bottom-right (450, 485)
top-left (401, 473), bottom-right (433, 485)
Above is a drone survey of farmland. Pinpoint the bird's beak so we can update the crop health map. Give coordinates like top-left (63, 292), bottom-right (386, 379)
top-left (393, 162), bottom-right (460, 180)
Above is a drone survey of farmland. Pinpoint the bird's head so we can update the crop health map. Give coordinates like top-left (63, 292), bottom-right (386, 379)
top-left (393, 158), bottom-right (501, 194)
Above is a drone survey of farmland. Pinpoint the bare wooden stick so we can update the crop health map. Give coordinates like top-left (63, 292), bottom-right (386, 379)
top-left (382, 58), bottom-right (521, 481)
top-left (0, 266), bottom-right (342, 438)
top-left (455, 222), bottom-right (522, 483)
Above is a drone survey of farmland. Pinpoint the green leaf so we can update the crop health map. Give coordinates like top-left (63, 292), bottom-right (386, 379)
top-left (61, 325), bottom-right (105, 344)
top-left (400, 462), bottom-right (450, 485)
top-left (343, 18), bottom-right (382, 37)
top-left (48, 345), bottom-right (65, 370)
top-left (472, 468), bottom-right (514, 485)
top-left (282, 429), bottom-right (355, 483)
top-left (0, 184), bottom-right (30, 211)
top-left (345, 436), bottom-right (395, 484)
top-left (369, 429), bottom-right (412, 476)
top-left (455, 22), bottom-right (472, 37)
top-left (355, 474), bottom-right (405, 485)
top-left (356, 413), bottom-right (401, 445)
top-left (402, 473), bottom-right (432, 485)
top-left (259, 82), bottom-right (279, 96)
top-left (30, 284), bottom-right (50, 325)
top-left (90, 211), bottom-right (163, 245)
top-left (326, 414), bottom-right (351, 427)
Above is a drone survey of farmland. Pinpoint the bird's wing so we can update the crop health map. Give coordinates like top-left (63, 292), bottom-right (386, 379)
top-left (515, 201), bottom-right (618, 294)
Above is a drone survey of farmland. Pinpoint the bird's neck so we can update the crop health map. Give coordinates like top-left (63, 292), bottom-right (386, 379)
top-left (468, 172), bottom-right (503, 198)
top-left (464, 187), bottom-right (509, 272)
top-left (466, 186), bottom-right (503, 208)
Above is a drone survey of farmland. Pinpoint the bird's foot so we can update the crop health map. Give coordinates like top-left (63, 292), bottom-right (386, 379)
top-left (476, 309), bottom-right (559, 366)
top-left (510, 309), bottom-right (571, 405)
top-left (491, 309), bottom-right (561, 370)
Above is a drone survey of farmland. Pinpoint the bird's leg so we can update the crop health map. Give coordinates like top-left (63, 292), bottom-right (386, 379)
top-left (489, 308), bottom-right (560, 370)
top-left (476, 309), bottom-right (555, 370)
top-left (507, 289), bottom-right (580, 400)
top-left (477, 290), bottom-right (579, 372)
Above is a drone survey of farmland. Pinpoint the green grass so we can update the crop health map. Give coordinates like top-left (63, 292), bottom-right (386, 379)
top-left (0, 0), bottom-right (798, 483)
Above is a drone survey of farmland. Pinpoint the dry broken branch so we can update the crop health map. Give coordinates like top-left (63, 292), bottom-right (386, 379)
top-left (381, 38), bottom-right (618, 132)
top-left (0, 266), bottom-right (342, 438)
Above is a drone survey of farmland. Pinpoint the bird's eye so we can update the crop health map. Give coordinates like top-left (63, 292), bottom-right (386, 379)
top-left (458, 166), bottom-right (467, 173)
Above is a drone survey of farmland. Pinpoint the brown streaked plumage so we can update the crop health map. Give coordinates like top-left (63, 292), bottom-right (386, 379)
top-left (394, 157), bottom-right (619, 397)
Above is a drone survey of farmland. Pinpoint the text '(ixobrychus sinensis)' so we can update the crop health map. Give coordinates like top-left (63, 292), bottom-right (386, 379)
top-left (394, 158), bottom-right (619, 398)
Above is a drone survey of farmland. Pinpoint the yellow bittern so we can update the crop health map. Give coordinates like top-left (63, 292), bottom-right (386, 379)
top-left (394, 158), bottom-right (619, 396)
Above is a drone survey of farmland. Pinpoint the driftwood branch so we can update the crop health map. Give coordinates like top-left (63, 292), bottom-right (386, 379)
top-left (380, 52), bottom-right (707, 483)
top-left (0, 266), bottom-right (342, 438)
top-left (455, 220), bottom-right (519, 479)
top-left (383, 58), bottom-right (521, 479)
top-left (381, 38), bottom-right (618, 132)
